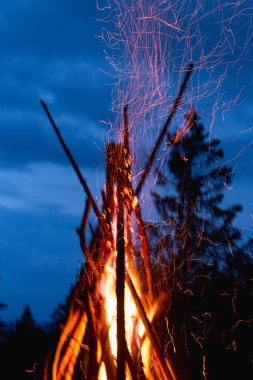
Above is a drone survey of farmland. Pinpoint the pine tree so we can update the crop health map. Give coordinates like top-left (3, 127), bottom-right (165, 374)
top-left (0, 301), bottom-right (6, 344)
top-left (0, 305), bottom-right (50, 379)
top-left (151, 109), bottom-right (242, 289)
top-left (150, 109), bottom-right (253, 379)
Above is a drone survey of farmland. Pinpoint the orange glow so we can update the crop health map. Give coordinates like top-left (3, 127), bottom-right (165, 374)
top-left (98, 247), bottom-right (153, 378)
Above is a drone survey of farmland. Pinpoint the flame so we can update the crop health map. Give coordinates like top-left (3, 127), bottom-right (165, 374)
top-left (98, 191), bottom-right (155, 378)
top-left (98, 255), bottom-right (150, 379)
top-left (98, 363), bottom-right (107, 380)
top-left (96, 163), bottom-right (165, 379)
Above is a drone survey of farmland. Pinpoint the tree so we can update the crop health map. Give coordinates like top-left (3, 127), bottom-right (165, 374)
top-left (0, 300), bottom-right (6, 344)
top-left (151, 109), bottom-right (242, 288)
top-left (150, 110), bottom-right (253, 379)
top-left (0, 305), bottom-right (50, 379)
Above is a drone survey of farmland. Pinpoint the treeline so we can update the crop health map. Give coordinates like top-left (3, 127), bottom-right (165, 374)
top-left (0, 111), bottom-right (253, 379)
top-left (0, 297), bottom-right (71, 379)
top-left (148, 110), bottom-right (253, 379)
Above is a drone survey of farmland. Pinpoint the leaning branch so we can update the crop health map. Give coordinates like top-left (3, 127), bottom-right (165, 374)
top-left (135, 62), bottom-right (194, 196)
top-left (126, 273), bottom-right (176, 380)
top-left (77, 200), bottom-right (100, 280)
top-left (40, 100), bottom-right (107, 235)
top-left (116, 206), bottom-right (126, 380)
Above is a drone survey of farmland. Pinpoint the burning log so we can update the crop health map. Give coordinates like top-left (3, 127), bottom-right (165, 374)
top-left (126, 273), bottom-right (176, 380)
top-left (116, 205), bottom-right (126, 379)
top-left (41, 63), bottom-right (193, 380)
top-left (99, 301), bottom-right (117, 380)
top-left (57, 310), bottom-right (87, 380)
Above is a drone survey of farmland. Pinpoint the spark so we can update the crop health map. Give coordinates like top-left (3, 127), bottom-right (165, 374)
top-left (226, 340), bottom-right (237, 351)
top-left (230, 316), bottom-right (253, 332)
top-left (202, 355), bottom-right (208, 380)
top-left (165, 317), bottom-right (176, 354)
top-left (186, 272), bottom-right (212, 285)
top-left (184, 288), bottom-right (193, 296)
top-left (190, 332), bottom-right (204, 349)
top-left (25, 362), bottom-right (39, 373)
top-left (98, 1), bottom-right (252, 167)
top-left (138, 16), bottom-right (183, 32)
top-left (191, 315), bottom-right (205, 324)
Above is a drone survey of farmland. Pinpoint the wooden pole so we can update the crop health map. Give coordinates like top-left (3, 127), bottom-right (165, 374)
top-left (135, 62), bottom-right (194, 197)
top-left (116, 204), bottom-right (126, 380)
top-left (126, 273), bottom-right (176, 380)
top-left (77, 200), bottom-right (100, 280)
top-left (40, 100), bottom-right (109, 239)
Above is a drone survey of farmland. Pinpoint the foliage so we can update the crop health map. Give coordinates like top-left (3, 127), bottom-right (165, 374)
top-left (0, 305), bottom-right (52, 379)
top-left (0, 300), bottom-right (7, 344)
top-left (151, 110), bottom-right (243, 285)
top-left (150, 110), bottom-right (253, 379)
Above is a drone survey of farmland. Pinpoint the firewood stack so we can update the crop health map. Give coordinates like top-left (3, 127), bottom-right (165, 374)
top-left (41, 63), bottom-right (193, 380)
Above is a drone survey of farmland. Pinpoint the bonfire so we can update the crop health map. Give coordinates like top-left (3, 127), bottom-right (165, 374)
top-left (40, 63), bottom-right (193, 380)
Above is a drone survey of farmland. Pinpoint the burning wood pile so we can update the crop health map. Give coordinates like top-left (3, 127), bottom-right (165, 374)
top-left (41, 63), bottom-right (193, 380)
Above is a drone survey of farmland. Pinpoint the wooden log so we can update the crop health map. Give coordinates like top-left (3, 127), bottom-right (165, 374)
top-left (99, 301), bottom-right (117, 380)
top-left (122, 106), bottom-right (153, 300)
top-left (77, 199), bottom-right (100, 280)
top-left (126, 273), bottom-right (177, 380)
top-left (40, 100), bottom-right (110, 241)
top-left (52, 303), bottom-right (81, 380)
top-left (123, 105), bottom-right (132, 196)
top-left (140, 292), bottom-right (171, 348)
top-left (106, 141), bottom-right (119, 216)
top-left (125, 342), bottom-right (140, 380)
top-left (57, 311), bottom-right (87, 380)
top-left (85, 291), bottom-right (99, 379)
top-left (134, 204), bottom-right (153, 300)
top-left (77, 199), bottom-right (90, 249)
top-left (129, 317), bottom-right (146, 380)
top-left (89, 222), bottom-right (95, 238)
top-left (116, 204), bottom-right (126, 380)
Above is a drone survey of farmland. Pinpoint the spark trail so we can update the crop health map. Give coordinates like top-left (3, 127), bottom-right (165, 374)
top-left (97, 0), bottom-right (252, 197)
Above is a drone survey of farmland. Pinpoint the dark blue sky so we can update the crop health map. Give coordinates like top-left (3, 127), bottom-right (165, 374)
top-left (0, 1), bottom-right (252, 323)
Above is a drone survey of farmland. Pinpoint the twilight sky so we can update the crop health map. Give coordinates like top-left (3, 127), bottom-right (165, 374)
top-left (0, 1), bottom-right (253, 323)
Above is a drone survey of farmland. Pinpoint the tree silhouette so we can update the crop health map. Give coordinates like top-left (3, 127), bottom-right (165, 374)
top-left (151, 109), bottom-right (242, 288)
top-left (0, 300), bottom-right (6, 344)
top-left (150, 110), bottom-right (253, 379)
top-left (0, 305), bottom-right (51, 379)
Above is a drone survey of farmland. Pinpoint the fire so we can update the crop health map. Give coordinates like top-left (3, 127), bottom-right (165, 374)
top-left (98, 180), bottom-right (150, 378)
top-left (98, 258), bottom-right (148, 379)
top-left (98, 255), bottom-right (160, 379)
top-left (39, 1), bottom-right (252, 378)
top-left (41, 73), bottom-right (187, 380)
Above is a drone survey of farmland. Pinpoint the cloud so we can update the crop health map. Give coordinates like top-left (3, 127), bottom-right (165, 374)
top-left (0, 0), bottom-right (112, 170)
top-left (0, 162), bottom-right (106, 215)
top-left (0, 1), bottom-right (102, 59)
top-left (0, 0), bottom-right (111, 322)
top-left (0, 96), bottom-right (109, 168)
top-left (0, 205), bottom-right (84, 322)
